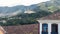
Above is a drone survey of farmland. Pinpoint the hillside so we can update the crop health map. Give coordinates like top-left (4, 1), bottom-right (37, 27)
top-left (0, 0), bottom-right (60, 25)
top-left (37, 0), bottom-right (60, 12)
top-left (0, 0), bottom-right (60, 17)
top-left (0, 5), bottom-right (38, 17)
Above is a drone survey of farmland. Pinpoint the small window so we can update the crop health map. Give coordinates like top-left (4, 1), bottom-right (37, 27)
top-left (51, 24), bottom-right (58, 32)
top-left (42, 23), bottom-right (48, 32)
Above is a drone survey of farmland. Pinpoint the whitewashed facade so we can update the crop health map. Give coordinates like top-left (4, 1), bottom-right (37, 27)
top-left (37, 20), bottom-right (60, 34)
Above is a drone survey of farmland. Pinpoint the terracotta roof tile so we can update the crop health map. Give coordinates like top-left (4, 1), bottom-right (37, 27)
top-left (2, 24), bottom-right (39, 34)
top-left (40, 12), bottom-right (60, 20)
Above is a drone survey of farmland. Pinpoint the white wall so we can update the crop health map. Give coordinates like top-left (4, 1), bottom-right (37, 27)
top-left (38, 20), bottom-right (60, 34)
top-left (37, 20), bottom-right (60, 23)
top-left (39, 22), bottom-right (60, 34)
top-left (40, 23), bottom-right (42, 34)
top-left (58, 23), bottom-right (60, 34)
top-left (48, 23), bottom-right (51, 34)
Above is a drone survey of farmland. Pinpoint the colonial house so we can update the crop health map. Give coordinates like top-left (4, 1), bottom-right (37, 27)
top-left (37, 12), bottom-right (60, 34)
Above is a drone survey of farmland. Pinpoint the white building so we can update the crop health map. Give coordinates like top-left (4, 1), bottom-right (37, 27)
top-left (24, 10), bottom-right (36, 14)
top-left (37, 12), bottom-right (60, 34)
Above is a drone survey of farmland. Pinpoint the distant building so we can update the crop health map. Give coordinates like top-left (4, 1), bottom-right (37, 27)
top-left (24, 10), bottom-right (36, 14)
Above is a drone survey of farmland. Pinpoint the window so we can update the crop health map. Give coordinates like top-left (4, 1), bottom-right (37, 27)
top-left (51, 24), bottom-right (58, 32)
top-left (51, 24), bottom-right (58, 34)
top-left (42, 23), bottom-right (48, 32)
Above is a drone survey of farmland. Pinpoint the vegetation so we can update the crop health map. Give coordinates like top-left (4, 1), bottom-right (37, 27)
top-left (0, 9), bottom-right (52, 26)
top-left (1, 0), bottom-right (60, 26)
top-left (0, 18), bottom-right (38, 26)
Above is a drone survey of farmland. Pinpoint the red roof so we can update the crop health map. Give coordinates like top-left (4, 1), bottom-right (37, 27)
top-left (40, 12), bottom-right (60, 20)
top-left (2, 24), bottom-right (39, 34)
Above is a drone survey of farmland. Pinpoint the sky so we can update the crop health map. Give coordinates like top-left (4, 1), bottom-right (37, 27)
top-left (0, 0), bottom-right (50, 7)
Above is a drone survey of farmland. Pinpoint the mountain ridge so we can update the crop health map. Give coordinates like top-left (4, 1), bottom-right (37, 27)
top-left (0, 0), bottom-right (60, 17)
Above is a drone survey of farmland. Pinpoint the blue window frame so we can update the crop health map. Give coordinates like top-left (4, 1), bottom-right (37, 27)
top-left (42, 23), bottom-right (48, 32)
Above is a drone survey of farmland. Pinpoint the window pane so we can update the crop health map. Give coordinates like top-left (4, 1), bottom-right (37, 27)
top-left (42, 23), bottom-right (48, 32)
top-left (51, 24), bottom-right (58, 32)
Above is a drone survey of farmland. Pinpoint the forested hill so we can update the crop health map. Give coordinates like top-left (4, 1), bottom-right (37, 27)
top-left (0, 0), bottom-right (60, 25)
top-left (0, 0), bottom-right (60, 17)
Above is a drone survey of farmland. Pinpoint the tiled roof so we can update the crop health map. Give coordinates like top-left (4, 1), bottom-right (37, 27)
top-left (2, 24), bottom-right (39, 34)
top-left (39, 12), bottom-right (60, 20)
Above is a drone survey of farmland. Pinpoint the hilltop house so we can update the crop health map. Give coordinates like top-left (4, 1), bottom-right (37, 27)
top-left (24, 10), bottom-right (36, 14)
top-left (37, 12), bottom-right (60, 34)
